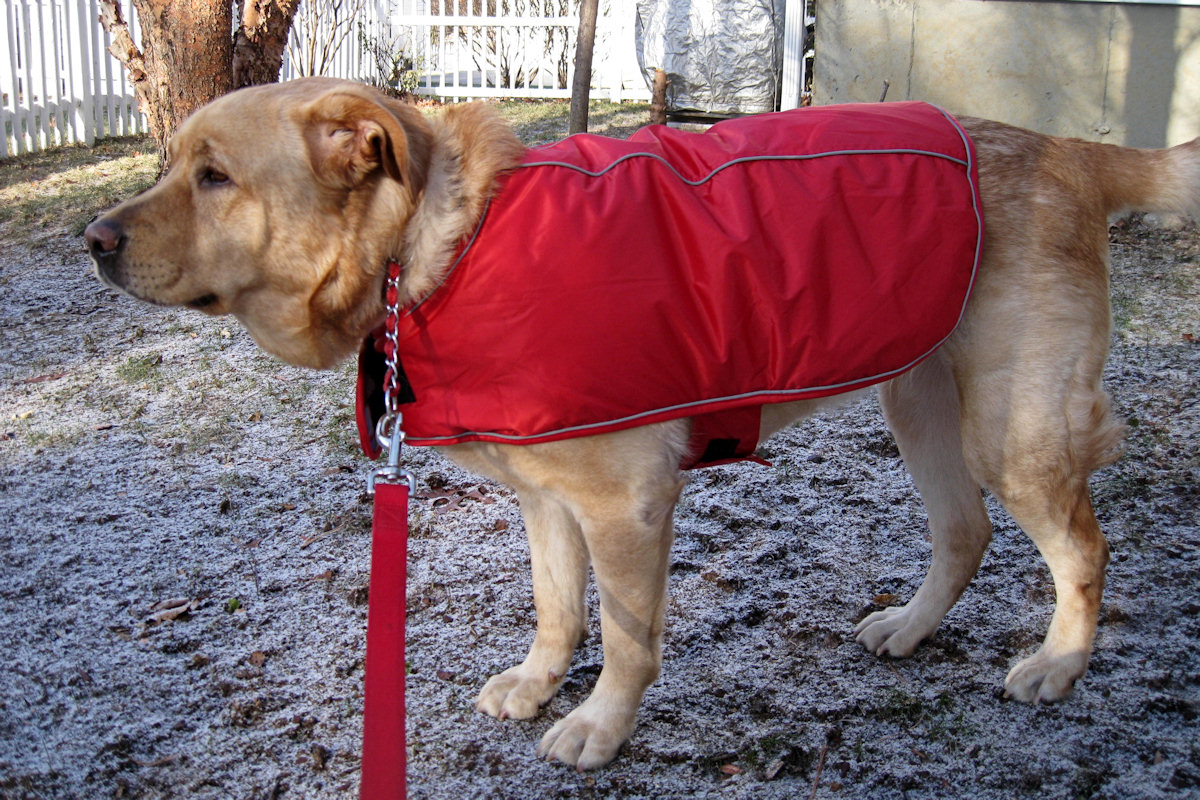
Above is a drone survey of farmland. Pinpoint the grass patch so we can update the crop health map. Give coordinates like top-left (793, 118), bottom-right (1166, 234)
top-left (21, 427), bottom-right (90, 451)
top-left (874, 687), bottom-right (973, 742)
top-left (483, 99), bottom-right (650, 145)
top-left (0, 135), bottom-right (156, 245)
top-left (1108, 221), bottom-right (1200, 340)
top-left (114, 352), bottom-right (164, 386)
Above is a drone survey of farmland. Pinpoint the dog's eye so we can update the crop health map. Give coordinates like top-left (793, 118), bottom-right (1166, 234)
top-left (200, 168), bottom-right (231, 187)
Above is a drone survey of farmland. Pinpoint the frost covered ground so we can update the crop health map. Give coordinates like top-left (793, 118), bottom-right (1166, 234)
top-left (1, 107), bottom-right (1197, 799)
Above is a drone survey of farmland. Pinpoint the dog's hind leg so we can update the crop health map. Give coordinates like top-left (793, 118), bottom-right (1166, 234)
top-left (998, 484), bottom-right (1110, 703)
top-left (475, 492), bottom-right (588, 720)
top-left (856, 352), bottom-right (994, 657)
top-left (955, 281), bottom-right (1121, 703)
top-left (964, 389), bottom-right (1118, 703)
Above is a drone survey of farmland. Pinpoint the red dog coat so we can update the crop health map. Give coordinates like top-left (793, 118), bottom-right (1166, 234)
top-left (358, 101), bottom-right (983, 468)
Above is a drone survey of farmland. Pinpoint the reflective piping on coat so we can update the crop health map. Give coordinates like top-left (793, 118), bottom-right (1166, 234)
top-left (403, 336), bottom-right (958, 446)
top-left (406, 106), bottom-right (981, 324)
top-left (521, 147), bottom-right (970, 184)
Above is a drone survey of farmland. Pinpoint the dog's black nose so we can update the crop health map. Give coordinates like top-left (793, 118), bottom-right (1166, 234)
top-left (84, 217), bottom-right (124, 260)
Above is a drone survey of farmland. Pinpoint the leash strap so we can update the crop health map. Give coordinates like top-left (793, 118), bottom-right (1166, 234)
top-left (360, 479), bottom-right (409, 799)
top-left (360, 258), bottom-right (412, 799)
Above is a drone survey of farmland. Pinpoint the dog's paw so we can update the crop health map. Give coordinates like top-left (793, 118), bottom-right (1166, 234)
top-left (475, 664), bottom-right (564, 720)
top-left (1004, 649), bottom-right (1088, 703)
top-left (537, 698), bottom-right (635, 771)
top-left (854, 605), bottom-right (933, 657)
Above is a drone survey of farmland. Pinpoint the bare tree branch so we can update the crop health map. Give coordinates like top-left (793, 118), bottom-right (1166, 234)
top-left (289, 0), bottom-right (365, 78)
top-left (97, 0), bottom-right (147, 83)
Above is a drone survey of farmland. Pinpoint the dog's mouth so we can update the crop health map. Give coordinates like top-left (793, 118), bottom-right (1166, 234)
top-left (186, 293), bottom-right (220, 310)
top-left (185, 292), bottom-right (229, 315)
top-left (92, 262), bottom-right (125, 294)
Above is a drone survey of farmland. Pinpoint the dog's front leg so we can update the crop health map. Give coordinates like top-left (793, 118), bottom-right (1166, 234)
top-left (476, 491), bottom-right (588, 718)
top-left (535, 487), bottom-right (679, 770)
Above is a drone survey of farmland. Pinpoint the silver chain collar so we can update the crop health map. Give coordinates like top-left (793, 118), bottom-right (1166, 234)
top-left (368, 259), bottom-right (415, 494)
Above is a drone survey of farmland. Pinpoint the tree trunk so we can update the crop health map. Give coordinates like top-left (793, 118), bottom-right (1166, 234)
top-left (99, 0), bottom-right (233, 164)
top-left (568, 0), bottom-right (599, 135)
top-left (233, 0), bottom-right (301, 88)
top-left (99, 0), bottom-right (300, 168)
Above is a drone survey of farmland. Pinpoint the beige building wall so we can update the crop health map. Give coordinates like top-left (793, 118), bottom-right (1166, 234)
top-left (813, 0), bottom-right (1200, 147)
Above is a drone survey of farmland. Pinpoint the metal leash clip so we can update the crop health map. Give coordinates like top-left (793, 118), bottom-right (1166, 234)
top-left (369, 412), bottom-right (415, 495)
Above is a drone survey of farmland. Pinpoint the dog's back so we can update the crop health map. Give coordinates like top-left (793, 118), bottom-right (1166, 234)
top-left (965, 117), bottom-right (1200, 225)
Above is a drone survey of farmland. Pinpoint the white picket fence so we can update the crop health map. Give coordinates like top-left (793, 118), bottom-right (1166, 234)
top-left (2, 0), bottom-right (809, 157)
top-left (282, 0), bottom-right (391, 83)
top-left (393, 0), bottom-right (646, 102)
top-left (0, 0), bottom-right (396, 157)
top-left (2, 0), bottom-right (144, 156)
top-left (390, 0), bottom-right (815, 107)
top-left (0, 0), bottom-right (644, 157)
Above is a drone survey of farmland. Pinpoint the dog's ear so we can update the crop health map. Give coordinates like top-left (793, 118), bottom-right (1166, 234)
top-left (300, 88), bottom-right (432, 195)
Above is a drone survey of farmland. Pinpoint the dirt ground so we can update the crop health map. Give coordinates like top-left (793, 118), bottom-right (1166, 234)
top-left (0, 110), bottom-right (1197, 799)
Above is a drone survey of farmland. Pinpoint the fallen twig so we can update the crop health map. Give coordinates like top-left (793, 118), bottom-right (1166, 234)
top-left (808, 743), bottom-right (828, 800)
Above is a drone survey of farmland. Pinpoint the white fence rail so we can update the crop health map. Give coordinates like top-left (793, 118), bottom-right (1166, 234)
top-left (391, 0), bottom-right (647, 101)
top-left (2, 0), bottom-right (145, 157)
top-left (2, 0), bottom-right (805, 157)
top-left (1, 0), bottom-right (651, 157)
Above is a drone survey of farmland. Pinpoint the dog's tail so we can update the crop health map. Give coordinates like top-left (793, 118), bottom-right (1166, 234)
top-left (1094, 136), bottom-right (1200, 219)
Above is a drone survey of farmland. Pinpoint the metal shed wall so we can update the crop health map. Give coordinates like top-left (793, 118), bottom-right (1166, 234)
top-left (814, 0), bottom-right (1200, 147)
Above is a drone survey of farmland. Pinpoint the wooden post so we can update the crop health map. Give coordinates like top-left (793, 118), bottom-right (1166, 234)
top-left (650, 68), bottom-right (667, 125)
top-left (569, 0), bottom-right (599, 135)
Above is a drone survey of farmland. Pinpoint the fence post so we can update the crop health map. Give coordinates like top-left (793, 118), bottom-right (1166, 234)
top-left (606, 0), bottom-right (624, 103)
top-left (18, 0), bottom-right (36, 152)
top-left (70, 0), bottom-right (96, 144)
top-left (99, 0), bottom-right (118, 137)
top-left (2, 0), bottom-right (17, 156)
top-left (32, 0), bottom-right (48, 147)
top-left (780, 0), bottom-right (806, 111)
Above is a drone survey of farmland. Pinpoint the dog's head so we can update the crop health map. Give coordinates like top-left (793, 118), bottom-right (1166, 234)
top-left (85, 77), bottom-right (432, 368)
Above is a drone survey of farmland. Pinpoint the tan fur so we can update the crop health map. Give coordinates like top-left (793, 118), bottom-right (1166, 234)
top-left (86, 78), bottom-right (1199, 770)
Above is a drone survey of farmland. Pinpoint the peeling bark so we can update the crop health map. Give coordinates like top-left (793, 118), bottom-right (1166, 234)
top-left (233, 0), bottom-right (302, 88)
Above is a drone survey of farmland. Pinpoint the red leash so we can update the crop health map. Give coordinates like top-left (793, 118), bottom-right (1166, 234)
top-left (360, 479), bottom-right (409, 799)
top-left (359, 258), bottom-right (412, 799)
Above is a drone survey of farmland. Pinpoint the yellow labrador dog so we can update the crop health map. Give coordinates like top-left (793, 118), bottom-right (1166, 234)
top-left (86, 77), bottom-right (1199, 769)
